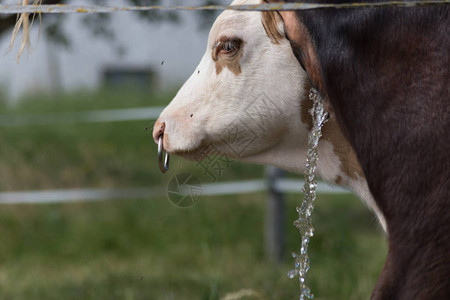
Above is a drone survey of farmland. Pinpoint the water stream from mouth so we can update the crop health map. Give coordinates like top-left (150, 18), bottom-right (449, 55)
top-left (288, 88), bottom-right (328, 300)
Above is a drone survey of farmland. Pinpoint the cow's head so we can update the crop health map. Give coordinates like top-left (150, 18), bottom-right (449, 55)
top-left (152, 0), bottom-right (385, 229)
top-left (153, 0), bottom-right (310, 172)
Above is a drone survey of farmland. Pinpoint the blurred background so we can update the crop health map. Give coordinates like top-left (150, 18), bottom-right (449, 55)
top-left (0, 0), bottom-right (386, 299)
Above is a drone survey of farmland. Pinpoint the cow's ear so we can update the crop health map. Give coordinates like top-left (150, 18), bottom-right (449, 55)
top-left (261, 7), bottom-right (285, 45)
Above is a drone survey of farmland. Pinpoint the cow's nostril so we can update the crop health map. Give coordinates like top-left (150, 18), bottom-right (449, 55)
top-left (153, 121), bottom-right (166, 144)
top-left (190, 114), bottom-right (193, 118)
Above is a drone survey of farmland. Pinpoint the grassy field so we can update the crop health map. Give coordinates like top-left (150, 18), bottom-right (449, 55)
top-left (0, 90), bottom-right (387, 299)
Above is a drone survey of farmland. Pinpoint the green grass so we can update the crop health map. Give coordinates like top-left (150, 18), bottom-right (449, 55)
top-left (1, 88), bottom-right (175, 114)
top-left (0, 90), bottom-right (387, 299)
top-left (0, 194), bottom-right (386, 300)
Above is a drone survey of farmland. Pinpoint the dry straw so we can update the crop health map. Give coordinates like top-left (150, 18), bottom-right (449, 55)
top-left (9, 0), bottom-right (42, 61)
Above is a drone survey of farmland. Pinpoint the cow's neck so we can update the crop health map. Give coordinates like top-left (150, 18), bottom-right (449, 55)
top-left (243, 103), bottom-right (386, 230)
top-left (314, 116), bottom-right (386, 230)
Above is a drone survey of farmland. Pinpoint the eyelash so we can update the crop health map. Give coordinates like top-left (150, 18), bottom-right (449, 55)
top-left (216, 38), bottom-right (242, 55)
top-left (222, 40), bottom-right (237, 52)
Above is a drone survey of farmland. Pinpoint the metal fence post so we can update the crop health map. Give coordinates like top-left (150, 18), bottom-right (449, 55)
top-left (265, 166), bottom-right (285, 263)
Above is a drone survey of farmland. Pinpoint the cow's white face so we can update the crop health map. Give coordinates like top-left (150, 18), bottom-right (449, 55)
top-left (153, 0), bottom-right (310, 172)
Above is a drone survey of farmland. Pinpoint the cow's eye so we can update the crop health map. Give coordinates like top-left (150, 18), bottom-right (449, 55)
top-left (217, 38), bottom-right (242, 55)
top-left (222, 40), bottom-right (237, 52)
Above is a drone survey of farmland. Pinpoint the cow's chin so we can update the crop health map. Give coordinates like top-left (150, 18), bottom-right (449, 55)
top-left (170, 148), bottom-right (206, 161)
top-left (165, 134), bottom-right (264, 163)
top-left (168, 142), bottom-right (241, 163)
top-left (162, 133), bottom-right (208, 161)
top-left (167, 141), bottom-right (212, 162)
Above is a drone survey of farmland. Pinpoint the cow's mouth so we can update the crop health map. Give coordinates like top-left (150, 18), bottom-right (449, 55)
top-left (161, 133), bottom-right (230, 163)
top-left (167, 138), bottom-right (224, 162)
top-left (169, 146), bottom-right (209, 162)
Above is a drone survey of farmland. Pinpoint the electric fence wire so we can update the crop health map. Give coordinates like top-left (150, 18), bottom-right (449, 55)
top-left (0, 1), bottom-right (449, 14)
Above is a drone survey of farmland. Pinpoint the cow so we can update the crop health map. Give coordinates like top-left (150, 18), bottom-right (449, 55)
top-left (266, 0), bottom-right (450, 299)
top-left (153, 0), bottom-right (385, 229)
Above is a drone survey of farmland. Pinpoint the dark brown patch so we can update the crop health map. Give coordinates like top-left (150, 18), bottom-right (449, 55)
top-left (271, 1), bottom-right (450, 297)
top-left (277, 10), bottom-right (326, 98)
top-left (261, 1), bottom-right (284, 45)
top-left (211, 36), bottom-right (243, 75)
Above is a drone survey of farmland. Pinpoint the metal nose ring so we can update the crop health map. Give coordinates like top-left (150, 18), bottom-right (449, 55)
top-left (158, 135), bottom-right (170, 173)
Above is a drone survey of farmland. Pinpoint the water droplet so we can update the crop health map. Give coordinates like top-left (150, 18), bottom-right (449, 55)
top-left (288, 269), bottom-right (297, 279)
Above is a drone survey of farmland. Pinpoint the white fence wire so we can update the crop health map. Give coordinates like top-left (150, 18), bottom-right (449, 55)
top-left (0, 179), bottom-right (349, 204)
top-left (0, 1), bottom-right (448, 14)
